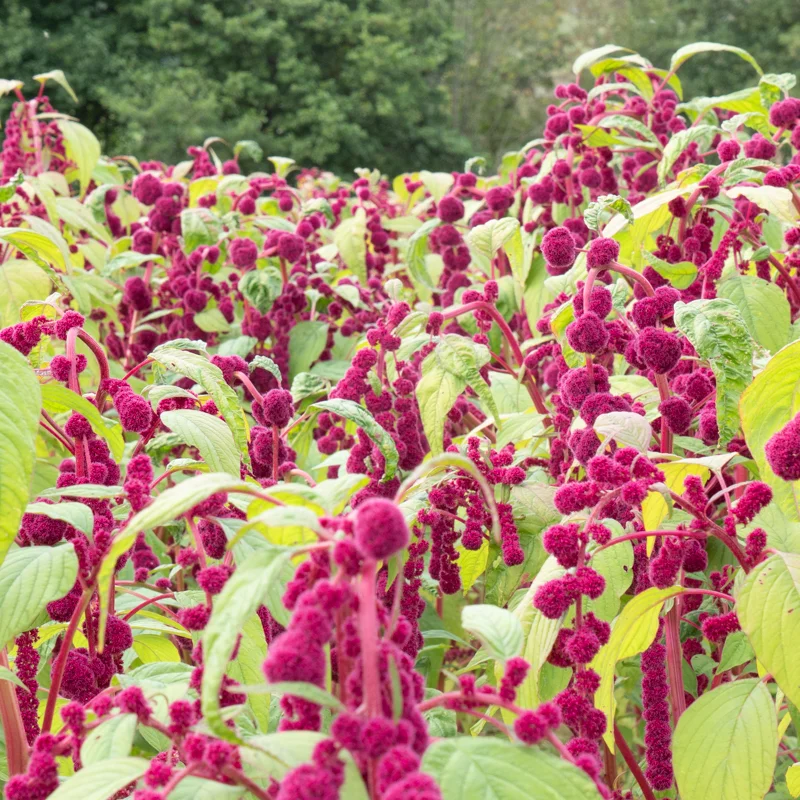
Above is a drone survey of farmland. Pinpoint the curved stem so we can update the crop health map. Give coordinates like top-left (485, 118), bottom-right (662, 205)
top-left (42, 586), bottom-right (93, 733)
top-left (614, 724), bottom-right (657, 800)
top-left (0, 650), bottom-right (28, 774)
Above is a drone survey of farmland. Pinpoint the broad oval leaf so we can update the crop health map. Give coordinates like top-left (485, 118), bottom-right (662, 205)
top-left (422, 737), bottom-right (602, 800)
top-left (161, 409), bottom-right (239, 476)
top-left (591, 585), bottom-right (684, 748)
top-left (739, 341), bottom-right (800, 521)
top-left (737, 551), bottom-right (800, 708)
top-left (48, 757), bottom-right (148, 800)
top-left (461, 604), bottom-right (523, 662)
top-left (0, 341), bottom-right (41, 564)
top-left (0, 544), bottom-right (78, 648)
top-left (312, 398), bottom-right (399, 480)
top-left (80, 713), bottom-right (137, 767)
top-left (673, 679), bottom-right (777, 800)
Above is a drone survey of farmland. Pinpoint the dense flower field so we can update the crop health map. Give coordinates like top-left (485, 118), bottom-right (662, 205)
top-left (1, 42), bottom-right (800, 800)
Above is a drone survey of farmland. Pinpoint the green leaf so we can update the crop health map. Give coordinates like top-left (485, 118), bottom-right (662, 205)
top-left (594, 411), bottom-right (653, 452)
top-left (673, 680), bottom-right (777, 800)
top-left (760, 73), bottom-right (797, 106)
top-left (0, 260), bottom-right (51, 327)
top-left (0, 227), bottom-right (67, 274)
top-left (97, 473), bottom-right (251, 644)
top-left (160, 409), bottom-right (239, 476)
top-left (0, 665), bottom-right (27, 690)
top-left (0, 170), bottom-right (24, 204)
top-left (0, 545), bottom-right (78, 648)
top-left (194, 308), bottom-right (230, 334)
top-left (250, 355), bottom-right (282, 383)
top-left (288, 320), bottom-right (328, 381)
top-left (334, 209), bottom-right (367, 284)
top-left (421, 737), bottom-right (602, 800)
top-left (80, 713), bottom-right (137, 767)
top-left (739, 341), bottom-right (800, 520)
top-left (461, 605), bottom-right (523, 662)
top-left (201, 550), bottom-right (292, 740)
top-left (149, 347), bottom-right (248, 467)
top-left (33, 70), bottom-right (78, 103)
top-left (405, 218), bottom-right (440, 289)
top-left (0, 341), bottom-right (41, 565)
top-left (586, 533), bottom-right (634, 621)
top-left (737, 552), bottom-right (800, 708)
top-left (48, 757), bottom-right (149, 800)
top-left (233, 139), bottom-right (263, 161)
top-left (507, 555), bottom-right (566, 709)
top-left (435, 335), bottom-right (500, 424)
top-left (728, 185), bottom-right (799, 225)
top-left (242, 681), bottom-right (343, 709)
top-left (168, 778), bottom-right (244, 800)
top-left (180, 208), bottom-right (219, 252)
top-left (102, 250), bottom-right (164, 276)
top-left (241, 732), bottom-right (368, 798)
top-left (585, 195), bottom-right (634, 232)
top-left (674, 299), bottom-right (753, 446)
top-left (238, 267), bottom-right (282, 315)
top-left (416, 366), bottom-right (462, 456)
top-left (25, 501), bottom-right (94, 537)
top-left (467, 217), bottom-right (520, 261)
top-left (669, 42), bottom-right (762, 76)
top-left (312, 399), bottom-right (399, 480)
top-left (658, 125), bottom-right (718, 184)
top-left (41, 381), bottom-right (125, 461)
top-left (718, 273), bottom-right (791, 354)
top-left (58, 121), bottom-right (101, 197)
top-left (591, 585), bottom-right (684, 749)
top-left (716, 631), bottom-right (754, 674)
top-left (290, 372), bottom-right (326, 403)
top-left (573, 45), bottom-right (632, 75)
top-left (642, 249), bottom-right (698, 290)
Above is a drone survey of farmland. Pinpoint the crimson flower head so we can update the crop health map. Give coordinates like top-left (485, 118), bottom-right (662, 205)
top-left (353, 497), bottom-right (410, 560)
top-left (565, 312), bottom-right (608, 355)
top-left (765, 414), bottom-right (800, 481)
top-left (586, 237), bottom-right (619, 269)
top-left (541, 226), bottom-right (577, 271)
top-left (437, 195), bottom-right (464, 223)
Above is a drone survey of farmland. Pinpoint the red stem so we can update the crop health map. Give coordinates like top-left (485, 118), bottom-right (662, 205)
top-left (42, 587), bottom-right (93, 733)
top-left (614, 724), bottom-right (657, 800)
top-left (0, 650), bottom-right (28, 774)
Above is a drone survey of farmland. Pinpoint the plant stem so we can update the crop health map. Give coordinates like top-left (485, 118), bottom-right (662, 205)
top-left (0, 650), bottom-right (28, 774)
top-left (42, 586), bottom-right (93, 733)
top-left (614, 724), bottom-right (657, 800)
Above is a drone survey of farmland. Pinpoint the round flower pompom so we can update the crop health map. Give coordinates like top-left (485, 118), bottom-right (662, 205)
top-left (558, 365), bottom-right (610, 410)
top-left (123, 276), bottom-right (152, 312)
top-left (716, 139), bottom-right (741, 162)
top-left (637, 328), bottom-right (682, 374)
top-left (485, 185), bottom-right (513, 213)
top-left (658, 396), bottom-right (693, 435)
top-left (55, 310), bottom-right (85, 340)
top-left (353, 497), bottom-right (410, 560)
top-left (132, 173), bottom-right (163, 206)
top-left (104, 615), bottom-right (133, 655)
top-left (765, 414), bottom-right (800, 481)
top-left (118, 394), bottom-right (154, 433)
top-left (565, 312), bottom-right (609, 354)
top-left (260, 389), bottom-right (295, 428)
top-left (541, 226), bottom-right (576, 271)
top-left (277, 232), bottom-right (305, 262)
top-left (437, 195), bottom-right (465, 223)
top-left (229, 237), bottom-right (259, 268)
top-left (586, 237), bottom-right (619, 269)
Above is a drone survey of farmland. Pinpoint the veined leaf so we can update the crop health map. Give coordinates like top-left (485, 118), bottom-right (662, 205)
top-left (48, 757), bottom-right (148, 800)
top-left (674, 299), bottom-right (753, 445)
top-left (0, 341), bottom-right (41, 565)
top-left (160, 409), bottom-right (239, 476)
top-left (673, 680), bottom-right (777, 800)
top-left (739, 341), bottom-right (800, 521)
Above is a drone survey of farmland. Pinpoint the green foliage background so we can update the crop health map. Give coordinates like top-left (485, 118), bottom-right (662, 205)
top-left (2, 0), bottom-right (799, 174)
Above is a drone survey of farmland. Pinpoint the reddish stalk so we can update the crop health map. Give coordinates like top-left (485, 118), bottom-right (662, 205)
top-left (0, 650), bottom-right (28, 774)
top-left (614, 724), bottom-right (657, 800)
top-left (42, 586), bottom-right (94, 733)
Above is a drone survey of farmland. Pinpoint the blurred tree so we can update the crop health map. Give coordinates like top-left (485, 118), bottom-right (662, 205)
top-left (0, 0), bottom-right (473, 176)
top-left (2, 0), bottom-right (799, 173)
